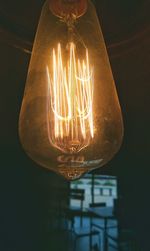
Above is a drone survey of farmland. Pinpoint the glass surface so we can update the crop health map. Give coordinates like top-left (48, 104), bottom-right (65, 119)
top-left (19, 0), bottom-right (123, 180)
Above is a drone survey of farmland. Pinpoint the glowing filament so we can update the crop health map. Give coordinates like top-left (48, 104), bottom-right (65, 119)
top-left (47, 42), bottom-right (94, 153)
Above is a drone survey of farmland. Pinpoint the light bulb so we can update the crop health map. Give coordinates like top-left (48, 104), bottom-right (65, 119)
top-left (19, 0), bottom-right (123, 180)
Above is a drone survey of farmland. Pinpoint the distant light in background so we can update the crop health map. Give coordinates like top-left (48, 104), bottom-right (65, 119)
top-left (70, 174), bottom-right (117, 208)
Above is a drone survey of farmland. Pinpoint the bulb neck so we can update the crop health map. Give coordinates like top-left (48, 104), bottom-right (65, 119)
top-left (49, 0), bottom-right (88, 19)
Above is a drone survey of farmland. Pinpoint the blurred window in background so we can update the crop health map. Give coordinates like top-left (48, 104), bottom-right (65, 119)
top-left (70, 174), bottom-right (117, 208)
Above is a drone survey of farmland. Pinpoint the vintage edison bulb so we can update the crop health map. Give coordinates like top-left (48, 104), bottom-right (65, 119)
top-left (19, 0), bottom-right (123, 180)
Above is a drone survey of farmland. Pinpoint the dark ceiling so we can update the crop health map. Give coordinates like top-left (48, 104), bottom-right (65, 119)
top-left (0, 1), bottom-right (150, 250)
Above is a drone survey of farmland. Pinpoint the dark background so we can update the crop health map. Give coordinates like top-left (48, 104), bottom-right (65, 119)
top-left (0, 0), bottom-right (150, 250)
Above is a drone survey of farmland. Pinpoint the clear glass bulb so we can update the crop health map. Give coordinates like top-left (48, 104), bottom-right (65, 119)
top-left (19, 0), bottom-right (124, 180)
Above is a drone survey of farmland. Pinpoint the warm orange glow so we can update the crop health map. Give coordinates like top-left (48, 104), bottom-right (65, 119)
top-left (46, 42), bottom-right (94, 154)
